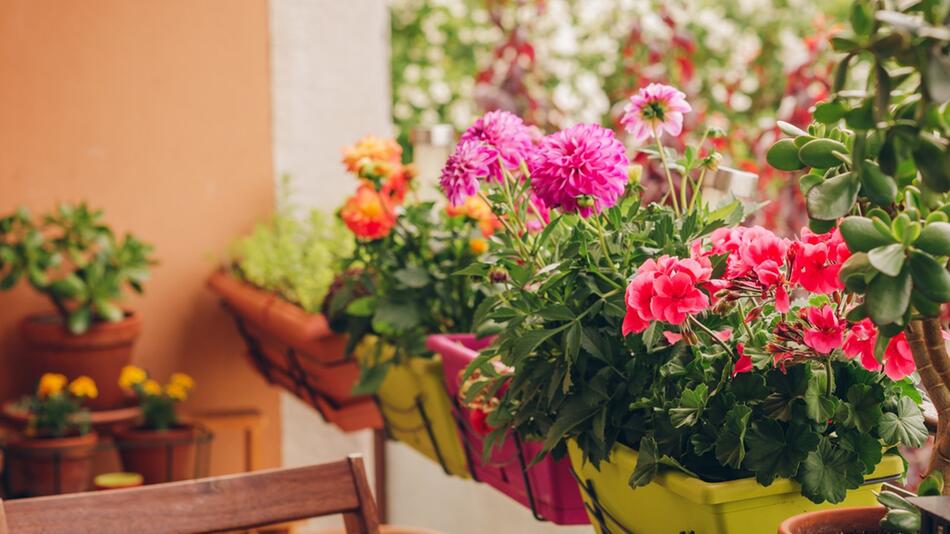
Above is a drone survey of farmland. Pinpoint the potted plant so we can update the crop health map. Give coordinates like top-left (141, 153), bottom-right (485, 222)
top-left (0, 203), bottom-right (154, 410)
top-left (4, 373), bottom-right (99, 496)
top-left (328, 134), bottom-right (496, 478)
top-left (112, 366), bottom-right (200, 484)
top-left (451, 80), bottom-right (923, 533)
top-left (207, 176), bottom-right (381, 432)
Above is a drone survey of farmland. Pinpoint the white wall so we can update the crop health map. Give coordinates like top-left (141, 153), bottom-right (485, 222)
top-left (270, 1), bottom-right (588, 532)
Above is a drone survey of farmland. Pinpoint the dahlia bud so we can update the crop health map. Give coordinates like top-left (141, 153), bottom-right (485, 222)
top-left (576, 195), bottom-right (595, 208)
top-left (704, 126), bottom-right (727, 139)
top-left (701, 153), bottom-right (722, 172)
top-left (627, 164), bottom-right (643, 186)
top-left (489, 267), bottom-right (509, 284)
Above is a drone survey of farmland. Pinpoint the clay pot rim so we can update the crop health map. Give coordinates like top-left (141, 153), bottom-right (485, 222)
top-left (777, 505), bottom-right (887, 534)
top-left (19, 310), bottom-right (142, 344)
top-left (114, 423), bottom-right (198, 441)
top-left (7, 431), bottom-right (98, 450)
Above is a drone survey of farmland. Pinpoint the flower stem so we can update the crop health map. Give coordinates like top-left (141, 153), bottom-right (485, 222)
top-left (652, 124), bottom-right (680, 216)
top-left (689, 315), bottom-right (732, 357)
top-left (689, 168), bottom-right (707, 211)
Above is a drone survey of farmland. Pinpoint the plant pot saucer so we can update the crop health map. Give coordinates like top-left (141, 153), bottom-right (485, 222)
top-left (1, 400), bottom-right (140, 434)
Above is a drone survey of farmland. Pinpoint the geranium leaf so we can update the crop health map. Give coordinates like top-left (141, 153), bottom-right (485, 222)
top-left (715, 404), bottom-right (752, 469)
top-left (670, 384), bottom-right (708, 428)
top-left (629, 435), bottom-right (659, 488)
top-left (838, 429), bottom-right (883, 473)
top-left (835, 383), bottom-right (884, 433)
top-left (878, 397), bottom-right (928, 448)
top-left (745, 420), bottom-right (819, 486)
top-left (804, 370), bottom-right (838, 423)
top-left (799, 438), bottom-right (865, 504)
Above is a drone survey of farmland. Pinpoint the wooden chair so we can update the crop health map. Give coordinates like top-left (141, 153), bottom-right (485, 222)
top-left (0, 454), bottom-right (379, 534)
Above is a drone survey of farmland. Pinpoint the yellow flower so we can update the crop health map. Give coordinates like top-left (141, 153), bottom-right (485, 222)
top-left (142, 379), bottom-right (162, 396)
top-left (469, 238), bottom-right (489, 255)
top-left (118, 365), bottom-right (147, 391)
top-left (37, 373), bottom-right (67, 398)
top-left (169, 372), bottom-right (194, 390)
top-left (164, 382), bottom-right (188, 401)
top-left (68, 376), bottom-right (98, 399)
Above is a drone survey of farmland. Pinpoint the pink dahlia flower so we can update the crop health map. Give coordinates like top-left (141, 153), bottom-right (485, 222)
top-left (440, 140), bottom-right (495, 207)
top-left (460, 110), bottom-right (536, 183)
top-left (843, 318), bottom-right (880, 372)
top-left (620, 83), bottom-right (692, 143)
top-left (530, 123), bottom-right (630, 217)
top-left (802, 305), bottom-right (845, 354)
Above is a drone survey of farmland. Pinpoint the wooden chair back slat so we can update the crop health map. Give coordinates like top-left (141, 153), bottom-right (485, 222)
top-left (0, 454), bottom-right (379, 534)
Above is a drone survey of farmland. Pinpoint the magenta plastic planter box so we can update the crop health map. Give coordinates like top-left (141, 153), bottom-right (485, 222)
top-left (427, 333), bottom-right (588, 525)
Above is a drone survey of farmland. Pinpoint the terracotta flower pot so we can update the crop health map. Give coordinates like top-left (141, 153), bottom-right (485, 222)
top-left (4, 432), bottom-right (98, 496)
top-left (113, 425), bottom-right (198, 485)
top-left (207, 271), bottom-right (382, 431)
top-left (777, 506), bottom-right (888, 534)
top-left (20, 312), bottom-right (141, 411)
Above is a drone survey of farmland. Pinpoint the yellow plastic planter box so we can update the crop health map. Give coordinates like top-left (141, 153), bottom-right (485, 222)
top-left (567, 440), bottom-right (902, 534)
top-left (355, 337), bottom-right (470, 478)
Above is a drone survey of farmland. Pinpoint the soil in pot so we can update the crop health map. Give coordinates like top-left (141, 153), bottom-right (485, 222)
top-left (4, 432), bottom-right (98, 496)
top-left (113, 425), bottom-right (199, 484)
top-left (777, 506), bottom-right (892, 534)
top-left (21, 312), bottom-right (141, 411)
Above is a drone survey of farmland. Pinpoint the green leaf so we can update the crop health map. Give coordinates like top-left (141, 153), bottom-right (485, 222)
top-left (345, 296), bottom-right (376, 317)
top-left (804, 371), bottom-right (838, 423)
top-left (909, 250), bottom-right (950, 302)
top-left (799, 437), bottom-right (865, 504)
top-left (868, 243), bottom-right (906, 277)
top-left (918, 471), bottom-right (944, 496)
top-left (541, 396), bottom-right (600, 452)
top-left (762, 366), bottom-right (810, 421)
top-left (372, 299), bottom-right (421, 331)
top-left (766, 139), bottom-right (805, 171)
top-left (915, 222), bottom-right (950, 256)
top-left (48, 274), bottom-right (85, 299)
top-left (866, 269), bottom-right (912, 325)
top-left (840, 216), bottom-right (896, 252)
top-left (836, 384), bottom-right (884, 433)
top-left (512, 325), bottom-right (568, 360)
top-left (806, 172), bottom-right (859, 221)
top-left (881, 509), bottom-right (921, 533)
top-left (538, 304), bottom-right (574, 322)
top-left (67, 306), bottom-right (92, 335)
top-left (813, 101), bottom-right (847, 124)
top-left (878, 397), bottom-right (928, 448)
top-left (393, 266), bottom-right (431, 288)
top-left (670, 384), bottom-right (709, 428)
top-left (850, 0), bottom-right (873, 35)
top-left (745, 421), bottom-right (819, 486)
top-left (839, 430), bottom-right (883, 474)
top-left (799, 138), bottom-right (848, 168)
top-left (715, 404), bottom-right (752, 469)
top-left (629, 435), bottom-right (660, 488)
top-left (858, 160), bottom-right (898, 206)
top-left (94, 299), bottom-right (124, 322)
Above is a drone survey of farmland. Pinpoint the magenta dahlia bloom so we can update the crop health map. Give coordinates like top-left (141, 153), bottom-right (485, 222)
top-left (440, 140), bottom-right (495, 206)
top-left (460, 110), bottom-right (535, 183)
top-left (620, 83), bottom-right (692, 143)
top-left (529, 124), bottom-right (629, 217)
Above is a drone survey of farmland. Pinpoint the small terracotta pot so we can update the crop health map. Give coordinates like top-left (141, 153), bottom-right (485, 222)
top-left (777, 506), bottom-right (888, 534)
top-left (113, 425), bottom-right (198, 484)
top-left (20, 312), bottom-right (141, 411)
top-left (4, 432), bottom-right (98, 496)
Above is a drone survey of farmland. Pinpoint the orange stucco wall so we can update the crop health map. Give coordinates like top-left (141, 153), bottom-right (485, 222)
top-left (0, 0), bottom-right (280, 472)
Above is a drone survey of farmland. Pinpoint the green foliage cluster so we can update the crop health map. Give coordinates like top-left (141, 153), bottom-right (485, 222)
top-left (767, 0), bottom-right (950, 337)
top-left (328, 202), bottom-right (489, 393)
top-left (230, 182), bottom-right (354, 313)
top-left (0, 203), bottom-right (154, 334)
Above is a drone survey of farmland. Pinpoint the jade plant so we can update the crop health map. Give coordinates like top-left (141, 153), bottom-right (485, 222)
top-left (230, 177), bottom-right (354, 313)
top-left (767, 0), bottom-right (950, 490)
top-left (0, 203), bottom-right (154, 334)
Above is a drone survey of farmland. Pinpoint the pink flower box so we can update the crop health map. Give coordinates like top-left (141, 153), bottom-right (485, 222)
top-left (427, 334), bottom-right (588, 525)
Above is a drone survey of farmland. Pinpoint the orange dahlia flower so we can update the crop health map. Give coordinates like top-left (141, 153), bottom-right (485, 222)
top-left (342, 135), bottom-right (402, 174)
top-left (340, 185), bottom-right (397, 240)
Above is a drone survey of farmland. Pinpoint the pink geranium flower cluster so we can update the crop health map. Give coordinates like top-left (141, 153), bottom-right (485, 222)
top-left (622, 225), bottom-right (918, 381)
top-left (622, 255), bottom-right (713, 335)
